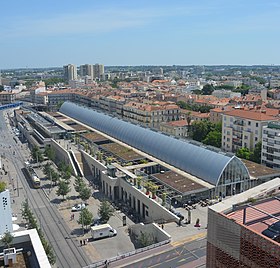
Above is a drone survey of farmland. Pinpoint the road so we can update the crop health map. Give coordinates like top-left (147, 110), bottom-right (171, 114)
top-left (111, 237), bottom-right (206, 268)
top-left (0, 110), bottom-right (91, 268)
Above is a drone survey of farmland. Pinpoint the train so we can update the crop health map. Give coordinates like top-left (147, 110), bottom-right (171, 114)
top-left (23, 162), bottom-right (41, 188)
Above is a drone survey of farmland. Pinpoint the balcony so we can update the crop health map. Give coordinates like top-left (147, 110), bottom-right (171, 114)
top-left (234, 120), bottom-right (244, 126)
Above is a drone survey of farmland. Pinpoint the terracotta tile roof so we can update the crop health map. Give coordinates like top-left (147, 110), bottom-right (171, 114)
top-left (165, 120), bottom-right (188, 127)
top-left (224, 109), bottom-right (277, 121)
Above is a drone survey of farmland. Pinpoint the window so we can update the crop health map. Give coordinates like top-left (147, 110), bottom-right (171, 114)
top-left (255, 137), bottom-right (258, 141)
top-left (248, 121), bottom-right (251, 126)
top-left (256, 122), bottom-right (259, 127)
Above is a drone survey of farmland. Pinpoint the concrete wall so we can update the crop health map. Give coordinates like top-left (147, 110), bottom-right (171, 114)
top-left (129, 223), bottom-right (171, 243)
top-left (81, 150), bottom-right (179, 223)
top-left (48, 139), bottom-right (77, 176)
top-left (0, 190), bottom-right (13, 235)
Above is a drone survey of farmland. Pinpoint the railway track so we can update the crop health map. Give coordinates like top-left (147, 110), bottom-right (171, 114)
top-left (1, 111), bottom-right (90, 268)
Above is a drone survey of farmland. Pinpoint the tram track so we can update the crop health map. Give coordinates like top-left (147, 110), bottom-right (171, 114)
top-left (1, 111), bottom-right (90, 268)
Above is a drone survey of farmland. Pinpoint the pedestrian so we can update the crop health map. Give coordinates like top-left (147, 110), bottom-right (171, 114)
top-left (161, 224), bottom-right (164, 229)
top-left (83, 239), bottom-right (86, 246)
top-left (80, 240), bottom-right (83, 246)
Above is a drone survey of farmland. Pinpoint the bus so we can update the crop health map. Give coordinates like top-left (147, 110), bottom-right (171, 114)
top-left (23, 162), bottom-right (41, 188)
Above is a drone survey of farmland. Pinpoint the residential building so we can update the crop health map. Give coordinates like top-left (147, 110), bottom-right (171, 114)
top-left (99, 95), bottom-right (126, 116)
top-left (160, 120), bottom-right (189, 138)
top-left (93, 64), bottom-right (104, 79)
top-left (212, 89), bottom-right (241, 99)
top-left (222, 108), bottom-right (276, 152)
top-left (80, 64), bottom-right (93, 79)
top-left (63, 64), bottom-right (77, 82)
top-left (262, 121), bottom-right (280, 169)
top-left (207, 178), bottom-right (280, 268)
top-left (0, 91), bottom-right (16, 104)
top-left (123, 101), bottom-right (180, 129)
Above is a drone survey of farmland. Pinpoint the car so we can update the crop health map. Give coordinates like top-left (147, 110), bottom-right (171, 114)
top-left (262, 220), bottom-right (280, 242)
top-left (71, 203), bottom-right (86, 212)
top-left (91, 218), bottom-right (102, 226)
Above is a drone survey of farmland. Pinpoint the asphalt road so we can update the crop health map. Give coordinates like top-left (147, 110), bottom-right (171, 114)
top-left (117, 238), bottom-right (206, 268)
top-left (0, 110), bottom-right (91, 268)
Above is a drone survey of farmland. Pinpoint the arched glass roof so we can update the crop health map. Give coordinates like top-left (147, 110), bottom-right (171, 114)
top-left (60, 102), bottom-right (246, 185)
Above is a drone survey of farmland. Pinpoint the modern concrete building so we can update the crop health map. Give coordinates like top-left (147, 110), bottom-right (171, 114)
top-left (262, 121), bottom-right (280, 169)
top-left (0, 229), bottom-right (51, 268)
top-left (93, 64), bottom-right (104, 79)
top-left (80, 64), bottom-right (94, 79)
top-left (207, 178), bottom-right (280, 268)
top-left (0, 190), bottom-right (13, 235)
top-left (222, 108), bottom-right (276, 152)
top-left (63, 64), bottom-right (77, 82)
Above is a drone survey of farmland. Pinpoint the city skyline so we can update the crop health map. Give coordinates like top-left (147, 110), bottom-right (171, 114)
top-left (1, 0), bottom-right (280, 69)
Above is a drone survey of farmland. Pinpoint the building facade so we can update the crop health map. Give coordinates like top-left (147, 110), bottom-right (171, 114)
top-left (262, 121), bottom-right (280, 169)
top-left (63, 64), bottom-right (77, 82)
top-left (0, 190), bottom-right (13, 235)
top-left (207, 179), bottom-right (280, 268)
top-left (222, 109), bottom-right (276, 152)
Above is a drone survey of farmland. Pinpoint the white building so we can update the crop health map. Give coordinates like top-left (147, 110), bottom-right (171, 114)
top-left (222, 109), bottom-right (276, 152)
top-left (0, 190), bottom-right (13, 235)
top-left (262, 121), bottom-right (280, 169)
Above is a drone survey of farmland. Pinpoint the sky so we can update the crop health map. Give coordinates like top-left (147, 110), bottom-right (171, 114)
top-left (1, 0), bottom-right (280, 69)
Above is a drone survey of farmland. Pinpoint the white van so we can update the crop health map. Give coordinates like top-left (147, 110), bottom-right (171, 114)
top-left (91, 224), bottom-right (117, 240)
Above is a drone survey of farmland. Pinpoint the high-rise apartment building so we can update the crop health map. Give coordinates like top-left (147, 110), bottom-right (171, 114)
top-left (93, 64), bottom-right (104, 79)
top-left (262, 121), bottom-right (280, 169)
top-left (63, 64), bottom-right (77, 82)
top-left (222, 109), bottom-right (276, 152)
top-left (80, 64), bottom-right (94, 79)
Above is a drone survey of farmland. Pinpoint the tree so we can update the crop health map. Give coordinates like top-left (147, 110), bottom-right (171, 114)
top-left (79, 186), bottom-right (91, 202)
top-left (190, 121), bottom-right (210, 142)
top-left (201, 84), bottom-right (215, 95)
top-left (98, 200), bottom-right (114, 223)
top-left (44, 146), bottom-right (55, 161)
top-left (74, 176), bottom-right (85, 193)
top-left (50, 169), bottom-right (60, 186)
top-left (56, 180), bottom-right (71, 200)
top-left (31, 146), bottom-right (44, 163)
top-left (43, 162), bottom-right (52, 177)
top-left (236, 147), bottom-right (252, 160)
top-left (0, 181), bottom-right (6, 192)
top-left (202, 130), bottom-right (222, 148)
top-left (21, 199), bottom-right (32, 223)
top-left (250, 141), bottom-right (262, 164)
top-left (1, 231), bottom-right (14, 248)
top-left (138, 232), bottom-right (155, 247)
top-left (61, 170), bottom-right (71, 182)
top-left (78, 208), bottom-right (93, 230)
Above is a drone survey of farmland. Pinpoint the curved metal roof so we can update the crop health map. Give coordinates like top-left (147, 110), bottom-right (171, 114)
top-left (60, 102), bottom-right (237, 185)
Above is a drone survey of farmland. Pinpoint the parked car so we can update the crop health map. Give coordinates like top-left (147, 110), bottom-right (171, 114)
top-left (71, 203), bottom-right (86, 212)
top-left (262, 220), bottom-right (280, 242)
top-left (91, 218), bottom-right (101, 226)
